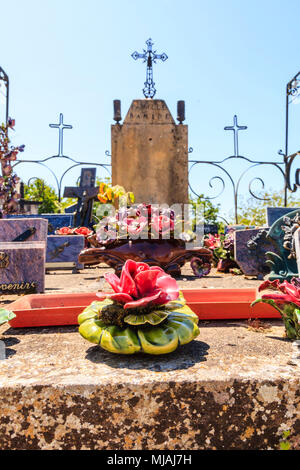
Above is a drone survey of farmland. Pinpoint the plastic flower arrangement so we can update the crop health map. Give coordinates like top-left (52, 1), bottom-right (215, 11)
top-left (97, 182), bottom-right (135, 206)
top-left (0, 119), bottom-right (25, 216)
top-left (204, 230), bottom-right (240, 273)
top-left (95, 203), bottom-right (195, 245)
top-left (78, 260), bottom-right (200, 355)
top-left (252, 278), bottom-right (300, 340)
top-left (56, 227), bottom-right (93, 237)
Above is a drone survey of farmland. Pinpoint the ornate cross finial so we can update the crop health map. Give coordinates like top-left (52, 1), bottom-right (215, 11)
top-left (49, 113), bottom-right (73, 156)
top-left (131, 38), bottom-right (168, 99)
top-left (224, 115), bottom-right (247, 157)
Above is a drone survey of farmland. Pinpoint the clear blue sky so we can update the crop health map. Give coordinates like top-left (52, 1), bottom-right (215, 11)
top-left (1, 0), bottom-right (300, 220)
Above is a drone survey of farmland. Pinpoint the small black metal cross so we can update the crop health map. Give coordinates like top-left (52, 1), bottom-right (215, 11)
top-left (132, 38), bottom-right (168, 99)
top-left (224, 115), bottom-right (248, 157)
top-left (49, 113), bottom-right (73, 157)
top-left (63, 168), bottom-right (99, 227)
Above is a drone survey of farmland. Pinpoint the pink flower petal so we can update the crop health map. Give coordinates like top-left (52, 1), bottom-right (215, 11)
top-left (155, 272), bottom-right (179, 302)
top-left (97, 292), bottom-right (133, 304)
top-left (120, 260), bottom-right (139, 297)
top-left (134, 269), bottom-right (162, 297)
top-left (124, 291), bottom-right (162, 309)
top-left (104, 273), bottom-right (122, 293)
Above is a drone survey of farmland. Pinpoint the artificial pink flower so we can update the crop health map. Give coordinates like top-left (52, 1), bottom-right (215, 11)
top-left (151, 215), bottom-right (175, 236)
top-left (258, 278), bottom-right (300, 307)
top-left (97, 259), bottom-right (179, 309)
top-left (125, 216), bottom-right (148, 236)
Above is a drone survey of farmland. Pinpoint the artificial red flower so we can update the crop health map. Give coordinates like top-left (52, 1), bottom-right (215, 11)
top-left (56, 227), bottom-right (74, 235)
top-left (97, 260), bottom-right (179, 309)
top-left (74, 227), bottom-right (93, 237)
top-left (258, 278), bottom-right (300, 307)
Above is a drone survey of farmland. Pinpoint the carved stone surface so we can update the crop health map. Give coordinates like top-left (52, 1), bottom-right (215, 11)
top-left (267, 207), bottom-right (300, 227)
top-left (294, 227), bottom-right (300, 276)
top-left (0, 241), bottom-right (45, 294)
top-left (46, 235), bottom-right (85, 269)
top-left (0, 218), bottom-right (48, 242)
top-left (0, 322), bottom-right (298, 450)
top-left (111, 99), bottom-right (188, 206)
top-left (265, 209), bottom-right (300, 281)
top-left (234, 228), bottom-right (275, 279)
top-left (79, 239), bottom-right (212, 277)
top-left (6, 214), bottom-right (75, 234)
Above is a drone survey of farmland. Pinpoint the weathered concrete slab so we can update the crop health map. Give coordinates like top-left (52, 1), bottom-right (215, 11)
top-left (0, 320), bottom-right (299, 450)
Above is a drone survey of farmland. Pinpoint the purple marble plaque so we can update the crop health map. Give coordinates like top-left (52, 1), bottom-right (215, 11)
top-left (234, 228), bottom-right (276, 279)
top-left (0, 218), bottom-right (48, 242)
top-left (0, 242), bottom-right (45, 294)
top-left (46, 235), bottom-right (85, 269)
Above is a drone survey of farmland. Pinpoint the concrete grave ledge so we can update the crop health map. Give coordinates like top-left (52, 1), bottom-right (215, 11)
top-left (0, 320), bottom-right (299, 450)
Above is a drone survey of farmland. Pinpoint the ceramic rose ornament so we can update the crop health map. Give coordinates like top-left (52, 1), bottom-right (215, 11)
top-left (252, 278), bottom-right (300, 339)
top-left (78, 260), bottom-right (200, 354)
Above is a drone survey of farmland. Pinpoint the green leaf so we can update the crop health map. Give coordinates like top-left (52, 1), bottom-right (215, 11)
top-left (0, 309), bottom-right (16, 326)
top-left (251, 298), bottom-right (284, 317)
top-left (280, 441), bottom-right (291, 450)
top-left (124, 310), bottom-right (169, 326)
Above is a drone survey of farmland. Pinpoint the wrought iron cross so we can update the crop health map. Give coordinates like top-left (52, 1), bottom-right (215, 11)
top-left (131, 38), bottom-right (168, 99)
top-left (49, 113), bottom-right (73, 156)
top-left (224, 115), bottom-right (247, 157)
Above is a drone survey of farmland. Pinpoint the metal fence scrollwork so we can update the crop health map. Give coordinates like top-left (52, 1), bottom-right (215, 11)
top-left (188, 115), bottom-right (299, 224)
top-left (12, 114), bottom-right (111, 202)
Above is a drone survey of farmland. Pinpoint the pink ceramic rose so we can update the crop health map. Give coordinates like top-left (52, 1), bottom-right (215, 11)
top-left (97, 260), bottom-right (179, 309)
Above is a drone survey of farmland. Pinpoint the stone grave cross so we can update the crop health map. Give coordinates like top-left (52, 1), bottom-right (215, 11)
top-left (63, 168), bottom-right (99, 227)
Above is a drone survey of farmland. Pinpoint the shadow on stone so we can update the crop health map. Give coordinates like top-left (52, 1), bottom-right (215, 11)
top-left (4, 326), bottom-right (78, 336)
top-left (85, 340), bottom-right (210, 371)
top-left (2, 337), bottom-right (20, 346)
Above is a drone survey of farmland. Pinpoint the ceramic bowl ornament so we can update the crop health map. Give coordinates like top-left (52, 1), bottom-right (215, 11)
top-left (78, 260), bottom-right (200, 355)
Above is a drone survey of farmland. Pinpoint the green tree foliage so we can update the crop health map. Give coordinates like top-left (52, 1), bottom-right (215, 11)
top-left (24, 178), bottom-right (74, 214)
top-left (237, 189), bottom-right (300, 226)
top-left (189, 194), bottom-right (222, 229)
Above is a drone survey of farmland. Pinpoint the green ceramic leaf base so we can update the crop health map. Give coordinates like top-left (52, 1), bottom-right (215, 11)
top-left (78, 294), bottom-right (200, 355)
top-left (0, 309), bottom-right (16, 326)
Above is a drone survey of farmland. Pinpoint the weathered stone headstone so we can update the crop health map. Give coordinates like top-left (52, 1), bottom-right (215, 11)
top-left (204, 224), bottom-right (218, 235)
top-left (46, 235), bottom-right (85, 270)
top-left (0, 218), bottom-right (48, 242)
top-left (234, 228), bottom-right (276, 279)
top-left (6, 213), bottom-right (75, 234)
top-left (111, 99), bottom-right (188, 206)
top-left (293, 227), bottom-right (300, 276)
top-left (266, 207), bottom-right (300, 227)
top-left (265, 209), bottom-right (300, 281)
top-left (0, 241), bottom-right (45, 294)
top-left (225, 225), bottom-right (257, 234)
